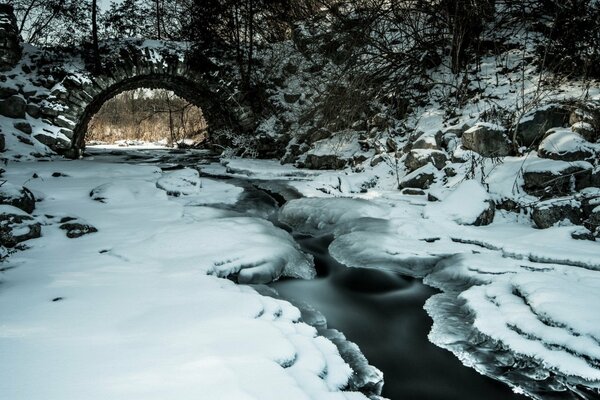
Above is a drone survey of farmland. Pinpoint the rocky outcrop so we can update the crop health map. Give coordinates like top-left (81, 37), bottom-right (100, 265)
top-left (462, 123), bottom-right (511, 157)
top-left (516, 104), bottom-right (570, 146)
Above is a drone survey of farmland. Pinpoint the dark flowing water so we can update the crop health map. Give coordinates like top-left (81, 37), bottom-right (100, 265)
top-left (271, 234), bottom-right (525, 400)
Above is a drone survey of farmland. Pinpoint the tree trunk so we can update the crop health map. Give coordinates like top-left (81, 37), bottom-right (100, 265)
top-left (156, 0), bottom-right (162, 39)
top-left (92, 0), bottom-right (101, 71)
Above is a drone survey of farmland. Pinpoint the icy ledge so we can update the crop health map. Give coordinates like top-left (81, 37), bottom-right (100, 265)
top-left (424, 253), bottom-right (600, 399)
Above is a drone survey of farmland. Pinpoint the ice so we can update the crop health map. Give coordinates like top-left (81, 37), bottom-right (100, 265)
top-left (425, 253), bottom-right (600, 395)
top-left (279, 197), bottom-right (389, 235)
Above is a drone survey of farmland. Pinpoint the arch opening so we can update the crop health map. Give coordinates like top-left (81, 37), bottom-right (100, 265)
top-left (86, 88), bottom-right (208, 149)
top-left (69, 74), bottom-right (240, 156)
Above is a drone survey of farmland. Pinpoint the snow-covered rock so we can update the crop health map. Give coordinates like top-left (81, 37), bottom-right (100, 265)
top-left (399, 163), bottom-right (438, 189)
top-left (424, 180), bottom-right (495, 226)
top-left (0, 182), bottom-right (35, 213)
top-left (516, 104), bottom-right (570, 146)
top-left (531, 197), bottom-right (582, 228)
top-left (156, 168), bottom-right (202, 196)
top-left (404, 149), bottom-right (447, 171)
top-left (538, 128), bottom-right (597, 162)
top-left (462, 123), bottom-right (511, 157)
top-left (0, 204), bottom-right (41, 247)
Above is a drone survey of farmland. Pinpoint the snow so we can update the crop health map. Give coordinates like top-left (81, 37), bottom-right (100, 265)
top-left (539, 128), bottom-right (598, 156)
top-left (424, 180), bottom-right (492, 225)
top-left (0, 159), bottom-right (367, 400)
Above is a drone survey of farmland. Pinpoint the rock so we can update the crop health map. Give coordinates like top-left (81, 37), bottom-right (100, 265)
top-left (571, 227), bottom-right (595, 241)
top-left (532, 197), bottom-right (582, 228)
top-left (59, 221), bottom-right (98, 238)
top-left (304, 154), bottom-right (348, 169)
top-left (516, 104), bottom-right (570, 146)
top-left (462, 123), bottom-right (511, 157)
top-left (592, 167), bottom-right (600, 187)
top-left (583, 206), bottom-right (600, 236)
top-left (26, 103), bottom-right (41, 118)
top-left (402, 188), bottom-right (426, 195)
top-left (370, 113), bottom-right (388, 129)
top-left (0, 182), bottom-right (35, 213)
top-left (54, 115), bottom-right (76, 130)
top-left (399, 164), bottom-right (437, 189)
top-left (33, 133), bottom-right (70, 150)
top-left (0, 86), bottom-right (18, 99)
top-left (443, 123), bottom-right (471, 137)
top-left (412, 131), bottom-right (441, 150)
top-left (523, 160), bottom-right (592, 198)
top-left (0, 94), bottom-right (26, 118)
top-left (538, 128), bottom-right (596, 162)
top-left (0, 205), bottom-right (41, 247)
top-left (13, 121), bottom-right (31, 134)
top-left (423, 180), bottom-right (495, 226)
top-left (404, 149), bottom-right (448, 172)
top-left (571, 122), bottom-right (597, 142)
top-left (283, 93), bottom-right (301, 103)
top-left (0, 132), bottom-right (4, 152)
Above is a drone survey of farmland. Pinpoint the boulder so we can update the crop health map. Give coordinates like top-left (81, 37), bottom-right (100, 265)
top-left (283, 93), bottom-right (301, 103)
top-left (592, 167), bottom-right (600, 187)
top-left (443, 123), bottom-right (471, 138)
top-left (304, 154), bottom-right (348, 170)
top-left (462, 123), bottom-right (511, 157)
top-left (0, 182), bottom-right (35, 213)
top-left (583, 206), bottom-right (600, 236)
top-left (399, 164), bottom-right (437, 189)
top-left (0, 205), bottom-right (41, 247)
top-left (538, 128), bottom-right (596, 162)
top-left (0, 94), bottom-right (26, 118)
top-left (401, 188), bottom-right (426, 195)
top-left (0, 86), bottom-right (18, 99)
top-left (404, 149), bottom-right (448, 172)
top-left (13, 121), bottom-right (31, 134)
top-left (531, 197), bottom-right (582, 229)
top-left (515, 104), bottom-right (570, 146)
top-left (33, 133), bottom-right (70, 150)
top-left (423, 180), bottom-right (495, 226)
top-left (26, 103), bottom-right (41, 118)
top-left (523, 160), bottom-right (592, 198)
top-left (412, 131), bottom-right (441, 150)
top-left (59, 221), bottom-right (98, 238)
top-left (571, 122), bottom-right (597, 142)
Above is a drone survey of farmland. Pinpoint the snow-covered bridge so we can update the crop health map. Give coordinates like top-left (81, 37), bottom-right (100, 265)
top-left (0, 5), bottom-right (253, 157)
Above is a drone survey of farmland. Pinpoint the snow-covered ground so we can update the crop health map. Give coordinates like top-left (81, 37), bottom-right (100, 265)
top-left (0, 155), bottom-right (377, 400)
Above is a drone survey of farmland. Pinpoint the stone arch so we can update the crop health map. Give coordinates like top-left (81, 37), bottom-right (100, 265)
top-left (35, 41), bottom-right (254, 157)
top-left (71, 74), bottom-right (235, 150)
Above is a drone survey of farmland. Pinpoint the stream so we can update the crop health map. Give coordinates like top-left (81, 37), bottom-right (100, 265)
top-left (93, 148), bottom-right (526, 400)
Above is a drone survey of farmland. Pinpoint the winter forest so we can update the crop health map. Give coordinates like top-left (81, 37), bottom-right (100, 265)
top-left (0, 0), bottom-right (599, 399)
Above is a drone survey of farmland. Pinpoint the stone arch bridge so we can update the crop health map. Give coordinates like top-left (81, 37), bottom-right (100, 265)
top-left (0, 5), bottom-right (255, 157)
